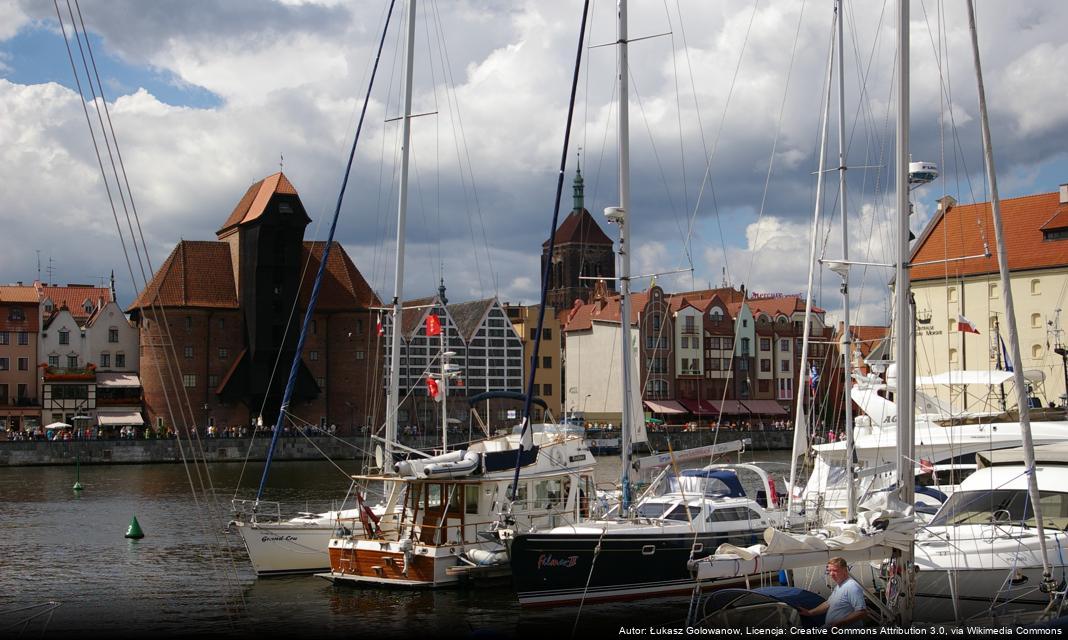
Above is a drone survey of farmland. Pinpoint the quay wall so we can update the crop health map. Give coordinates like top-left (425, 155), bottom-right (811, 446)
top-left (0, 429), bottom-right (793, 467)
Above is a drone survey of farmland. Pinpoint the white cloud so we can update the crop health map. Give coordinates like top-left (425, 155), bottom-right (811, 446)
top-left (2, 0), bottom-right (1067, 312)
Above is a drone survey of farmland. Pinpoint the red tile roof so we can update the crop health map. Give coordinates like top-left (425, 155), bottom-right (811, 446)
top-left (299, 242), bottom-right (381, 311)
top-left (910, 191), bottom-right (1068, 282)
top-left (216, 172), bottom-right (299, 237)
top-left (849, 325), bottom-right (889, 358)
top-left (0, 285), bottom-right (40, 303)
top-left (35, 282), bottom-right (113, 320)
top-left (1040, 204), bottom-right (1068, 232)
top-left (542, 208), bottom-right (613, 248)
top-left (564, 287), bottom-right (745, 332)
top-left (129, 241), bottom-right (238, 310)
top-left (747, 296), bottom-right (824, 317)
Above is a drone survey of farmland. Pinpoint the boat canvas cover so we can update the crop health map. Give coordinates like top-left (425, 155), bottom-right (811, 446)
top-left (703, 587), bottom-right (826, 627)
top-left (671, 469), bottom-right (747, 498)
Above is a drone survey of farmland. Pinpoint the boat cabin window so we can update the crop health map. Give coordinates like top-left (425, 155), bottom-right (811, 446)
top-left (669, 475), bottom-right (744, 498)
top-left (634, 502), bottom-right (674, 519)
top-left (534, 479), bottom-right (564, 509)
top-left (426, 484), bottom-right (442, 508)
top-left (465, 485), bottom-right (480, 515)
top-left (931, 490), bottom-right (1068, 529)
top-left (663, 505), bottom-right (703, 521)
top-left (708, 506), bottom-right (763, 524)
top-left (506, 482), bottom-right (528, 504)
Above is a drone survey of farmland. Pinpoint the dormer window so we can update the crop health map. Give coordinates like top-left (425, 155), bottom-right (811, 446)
top-left (43, 299), bottom-right (54, 313)
top-left (83, 300), bottom-right (94, 314)
top-left (8, 307), bottom-right (24, 321)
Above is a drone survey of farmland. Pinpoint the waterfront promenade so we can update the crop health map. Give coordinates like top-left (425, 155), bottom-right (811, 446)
top-left (0, 428), bottom-right (794, 466)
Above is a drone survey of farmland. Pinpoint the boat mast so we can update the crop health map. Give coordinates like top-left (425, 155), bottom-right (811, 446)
top-left (894, 0), bottom-right (915, 624)
top-left (386, 0), bottom-right (418, 472)
top-left (613, 0), bottom-right (635, 512)
top-left (834, 0), bottom-right (857, 522)
top-left (965, 0), bottom-right (1055, 593)
top-left (788, 6), bottom-right (837, 516)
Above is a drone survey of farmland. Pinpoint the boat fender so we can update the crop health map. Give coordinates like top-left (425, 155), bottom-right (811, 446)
top-left (399, 538), bottom-right (412, 576)
top-left (462, 547), bottom-right (509, 567)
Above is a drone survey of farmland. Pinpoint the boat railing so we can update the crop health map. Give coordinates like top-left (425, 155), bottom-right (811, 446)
top-left (231, 499), bottom-right (282, 524)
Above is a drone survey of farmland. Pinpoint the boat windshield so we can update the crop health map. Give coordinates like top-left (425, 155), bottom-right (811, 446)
top-left (930, 489), bottom-right (1068, 528)
top-left (666, 475), bottom-right (742, 498)
top-left (634, 501), bottom-right (673, 519)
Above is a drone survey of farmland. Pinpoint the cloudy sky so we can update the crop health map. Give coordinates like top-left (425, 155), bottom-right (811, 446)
top-left (2, 0), bottom-right (1066, 327)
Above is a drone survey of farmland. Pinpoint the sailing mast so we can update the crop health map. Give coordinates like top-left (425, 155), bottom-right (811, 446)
top-left (893, 0), bottom-right (916, 624)
top-left (964, 0), bottom-right (1055, 595)
top-left (833, 0), bottom-right (857, 522)
top-left (788, 5), bottom-right (837, 516)
top-left (385, 0), bottom-right (418, 472)
top-left (610, 0), bottom-right (636, 512)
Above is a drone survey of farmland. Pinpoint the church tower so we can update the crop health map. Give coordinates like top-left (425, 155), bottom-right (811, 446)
top-left (542, 164), bottom-right (616, 310)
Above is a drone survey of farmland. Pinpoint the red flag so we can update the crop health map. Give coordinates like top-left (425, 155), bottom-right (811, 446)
top-left (920, 458), bottom-right (934, 474)
top-left (455, 378), bottom-right (464, 388)
top-left (426, 314), bottom-right (442, 336)
top-left (426, 377), bottom-right (440, 400)
top-left (376, 320), bottom-right (384, 336)
top-left (957, 314), bottom-right (980, 335)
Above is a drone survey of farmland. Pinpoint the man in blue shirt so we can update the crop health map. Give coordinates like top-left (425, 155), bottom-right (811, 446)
top-left (799, 557), bottom-right (868, 628)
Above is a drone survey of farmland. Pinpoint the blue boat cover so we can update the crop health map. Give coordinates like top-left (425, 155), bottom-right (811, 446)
top-left (703, 586), bottom-right (827, 627)
top-left (676, 469), bottom-right (747, 498)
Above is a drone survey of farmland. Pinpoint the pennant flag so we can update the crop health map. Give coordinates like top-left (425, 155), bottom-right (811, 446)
top-left (957, 314), bottom-right (980, 335)
top-left (426, 377), bottom-right (441, 401)
top-left (920, 458), bottom-right (934, 474)
top-left (999, 334), bottom-right (1014, 372)
top-left (809, 364), bottom-right (820, 392)
top-left (426, 313), bottom-right (442, 337)
top-left (376, 318), bottom-right (384, 336)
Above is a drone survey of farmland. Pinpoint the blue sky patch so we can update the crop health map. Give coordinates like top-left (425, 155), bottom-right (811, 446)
top-left (1, 23), bottom-right (222, 109)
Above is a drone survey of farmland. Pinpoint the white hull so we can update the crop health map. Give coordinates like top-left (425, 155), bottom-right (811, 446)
top-left (232, 520), bottom-right (345, 575)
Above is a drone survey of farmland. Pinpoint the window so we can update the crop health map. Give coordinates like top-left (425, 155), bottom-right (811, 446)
top-left (542, 383), bottom-right (552, 396)
top-left (761, 359), bottom-right (771, 373)
top-left (949, 319), bottom-right (957, 333)
top-left (311, 320), bottom-right (317, 335)
top-left (989, 283), bottom-right (999, 299)
top-left (185, 316), bottom-right (193, 330)
top-left (1032, 345), bottom-right (1043, 359)
top-left (778, 377), bottom-right (793, 400)
top-left (9, 307), bottom-right (24, 321)
top-left (544, 328), bottom-right (552, 340)
top-left (685, 316), bottom-right (696, 333)
top-left (0, 332), bottom-right (7, 345)
top-left (740, 338), bottom-right (750, 356)
top-left (17, 357), bottom-right (27, 371)
top-left (531, 383), bottom-right (540, 396)
top-left (17, 332), bottom-right (27, 346)
top-left (100, 353), bottom-right (111, 367)
top-left (17, 384), bottom-right (27, 400)
top-left (1031, 279), bottom-right (1041, 295)
top-left (465, 485), bottom-right (480, 515)
top-left (0, 358), bottom-right (7, 371)
top-left (760, 338), bottom-right (771, 351)
top-left (780, 339), bottom-right (789, 352)
top-left (310, 351), bottom-right (319, 361)
top-left (108, 328), bottom-right (119, 343)
top-left (948, 286), bottom-right (958, 302)
top-left (59, 330), bottom-right (69, 345)
top-left (781, 359), bottom-right (790, 372)
top-left (317, 377), bottom-right (326, 388)
top-left (529, 328), bottom-right (537, 341)
top-left (543, 356), bottom-right (551, 369)
top-left (680, 336), bottom-right (688, 349)
top-left (48, 355), bottom-right (58, 368)
top-left (67, 355), bottom-right (78, 368)
top-left (739, 359), bottom-right (749, 371)
top-left (115, 353), bottom-right (125, 368)
top-left (707, 337), bottom-right (719, 350)
top-left (949, 348), bottom-right (958, 363)
top-left (218, 348), bottom-right (228, 359)
top-left (1032, 313), bottom-right (1043, 329)
top-left (208, 375), bottom-right (219, 388)
top-left (184, 346), bottom-right (194, 359)
top-left (356, 350), bottom-right (365, 360)
top-left (183, 374), bottom-right (197, 388)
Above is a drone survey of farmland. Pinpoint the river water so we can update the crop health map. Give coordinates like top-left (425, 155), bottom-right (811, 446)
top-left (0, 449), bottom-right (791, 638)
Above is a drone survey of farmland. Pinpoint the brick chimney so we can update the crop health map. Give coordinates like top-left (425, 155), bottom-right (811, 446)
top-left (1059, 183), bottom-right (1068, 205)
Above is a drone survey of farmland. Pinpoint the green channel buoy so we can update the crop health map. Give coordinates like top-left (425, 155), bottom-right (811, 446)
top-left (125, 516), bottom-right (145, 539)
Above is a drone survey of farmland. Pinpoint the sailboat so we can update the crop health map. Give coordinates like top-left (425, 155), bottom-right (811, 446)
top-left (505, 0), bottom-right (793, 607)
top-left (692, 0), bottom-right (1064, 628)
top-left (228, 1), bottom-right (399, 577)
top-left (317, 0), bottom-right (596, 589)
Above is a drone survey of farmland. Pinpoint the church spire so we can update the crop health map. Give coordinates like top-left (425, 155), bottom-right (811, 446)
top-left (572, 152), bottom-right (584, 212)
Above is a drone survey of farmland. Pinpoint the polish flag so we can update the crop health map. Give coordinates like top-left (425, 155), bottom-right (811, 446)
top-left (426, 377), bottom-right (441, 401)
top-left (920, 458), bottom-right (934, 474)
top-left (426, 314), bottom-right (442, 337)
top-left (957, 314), bottom-right (980, 334)
top-left (376, 319), bottom-right (384, 336)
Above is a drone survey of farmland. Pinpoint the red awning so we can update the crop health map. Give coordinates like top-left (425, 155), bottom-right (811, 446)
top-left (708, 400), bottom-right (746, 415)
top-left (679, 399), bottom-right (718, 415)
top-left (643, 400), bottom-right (688, 414)
top-left (741, 400), bottom-right (789, 416)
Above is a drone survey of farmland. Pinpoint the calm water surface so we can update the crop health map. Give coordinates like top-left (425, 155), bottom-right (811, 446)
top-left (0, 449), bottom-right (789, 638)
